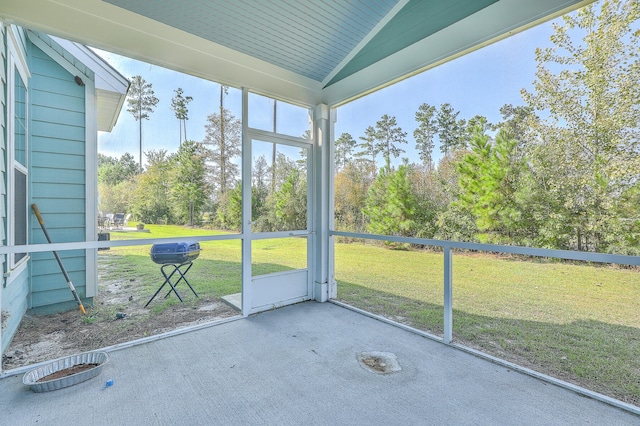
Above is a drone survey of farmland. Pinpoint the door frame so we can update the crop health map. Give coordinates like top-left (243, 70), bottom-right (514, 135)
top-left (240, 90), bottom-right (314, 315)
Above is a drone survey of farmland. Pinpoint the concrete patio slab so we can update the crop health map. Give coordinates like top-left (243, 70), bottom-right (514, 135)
top-left (1, 302), bottom-right (637, 425)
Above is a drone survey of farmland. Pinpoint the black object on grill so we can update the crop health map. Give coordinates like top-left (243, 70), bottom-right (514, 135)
top-left (150, 242), bottom-right (200, 264)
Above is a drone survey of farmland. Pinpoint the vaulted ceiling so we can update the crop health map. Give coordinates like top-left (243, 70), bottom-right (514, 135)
top-left (1, 0), bottom-right (592, 107)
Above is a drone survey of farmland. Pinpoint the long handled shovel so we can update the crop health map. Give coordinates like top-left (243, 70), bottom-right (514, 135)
top-left (31, 204), bottom-right (86, 315)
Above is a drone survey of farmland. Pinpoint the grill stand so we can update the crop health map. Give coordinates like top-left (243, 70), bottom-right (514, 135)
top-left (144, 262), bottom-right (199, 308)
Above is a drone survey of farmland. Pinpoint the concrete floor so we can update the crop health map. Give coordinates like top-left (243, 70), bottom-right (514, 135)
top-left (1, 302), bottom-right (638, 425)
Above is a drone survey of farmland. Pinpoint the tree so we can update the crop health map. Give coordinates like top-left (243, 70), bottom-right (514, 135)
top-left (414, 103), bottom-right (437, 170)
top-left (465, 115), bottom-right (492, 138)
top-left (406, 163), bottom-right (441, 239)
top-left (170, 87), bottom-right (193, 145)
top-left (274, 168), bottom-right (307, 231)
top-left (355, 126), bottom-right (380, 170)
top-left (253, 154), bottom-right (270, 195)
top-left (216, 184), bottom-right (243, 231)
top-left (252, 154), bottom-right (270, 228)
top-left (98, 180), bottom-right (135, 215)
top-left (436, 103), bottom-right (466, 154)
top-left (126, 75), bottom-right (159, 173)
top-left (170, 140), bottom-right (211, 225)
top-left (98, 153), bottom-right (138, 186)
top-left (499, 104), bottom-right (535, 143)
top-left (374, 114), bottom-right (407, 165)
top-left (129, 149), bottom-right (173, 224)
top-left (364, 161), bottom-right (417, 241)
top-left (432, 150), bottom-right (477, 242)
top-left (457, 127), bottom-right (525, 244)
top-left (334, 132), bottom-right (356, 172)
top-left (521, 0), bottom-right (640, 252)
top-left (271, 152), bottom-right (299, 192)
top-left (203, 107), bottom-right (242, 198)
top-left (334, 161), bottom-right (373, 233)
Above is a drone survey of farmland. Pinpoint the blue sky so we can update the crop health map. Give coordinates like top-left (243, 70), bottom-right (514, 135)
top-left (335, 22), bottom-right (555, 165)
top-left (96, 16), bottom-right (558, 167)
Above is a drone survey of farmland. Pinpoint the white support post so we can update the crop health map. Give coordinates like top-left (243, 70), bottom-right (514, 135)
top-left (312, 104), bottom-right (331, 302)
top-left (443, 246), bottom-right (453, 344)
top-left (241, 88), bottom-right (252, 316)
top-left (328, 109), bottom-right (337, 299)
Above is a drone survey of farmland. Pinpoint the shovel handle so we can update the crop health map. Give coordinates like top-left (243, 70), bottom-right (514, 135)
top-left (32, 204), bottom-right (45, 225)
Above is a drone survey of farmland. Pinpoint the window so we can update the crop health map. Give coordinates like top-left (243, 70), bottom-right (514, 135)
top-left (8, 29), bottom-right (30, 270)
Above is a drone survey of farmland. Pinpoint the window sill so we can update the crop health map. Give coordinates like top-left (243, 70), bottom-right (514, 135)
top-left (4, 256), bottom-right (29, 287)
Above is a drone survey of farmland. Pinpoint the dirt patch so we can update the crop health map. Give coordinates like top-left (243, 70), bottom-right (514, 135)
top-left (2, 270), bottom-right (239, 370)
top-left (357, 351), bottom-right (401, 375)
top-left (3, 300), bottom-right (237, 370)
top-left (36, 363), bottom-right (99, 382)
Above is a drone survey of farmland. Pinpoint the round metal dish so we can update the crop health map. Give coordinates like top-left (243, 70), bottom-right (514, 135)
top-left (23, 351), bottom-right (109, 392)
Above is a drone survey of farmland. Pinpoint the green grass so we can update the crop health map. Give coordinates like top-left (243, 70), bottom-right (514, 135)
top-left (335, 242), bottom-right (640, 407)
top-left (101, 225), bottom-right (242, 313)
top-left (101, 225), bottom-right (639, 406)
top-left (101, 225), bottom-right (306, 313)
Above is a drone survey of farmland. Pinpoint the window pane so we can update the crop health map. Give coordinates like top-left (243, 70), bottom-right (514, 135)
top-left (251, 140), bottom-right (307, 232)
top-left (248, 92), bottom-right (310, 138)
top-left (248, 92), bottom-right (275, 132)
top-left (14, 68), bottom-right (27, 167)
top-left (14, 169), bottom-right (27, 263)
top-left (251, 237), bottom-right (307, 276)
top-left (275, 100), bottom-right (310, 139)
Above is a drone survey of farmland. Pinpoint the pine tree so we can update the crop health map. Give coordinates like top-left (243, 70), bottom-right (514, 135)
top-left (203, 108), bottom-right (241, 198)
top-left (126, 75), bottom-right (159, 173)
top-left (355, 126), bottom-right (380, 171)
top-left (364, 162), bottom-right (417, 241)
top-left (334, 132), bottom-right (356, 172)
top-left (374, 114), bottom-right (407, 165)
top-left (170, 141), bottom-right (211, 226)
top-left (170, 87), bottom-right (193, 145)
top-left (414, 103), bottom-right (437, 170)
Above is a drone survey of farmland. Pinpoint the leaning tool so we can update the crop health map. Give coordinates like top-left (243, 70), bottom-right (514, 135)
top-left (31, 204), bottom-right (86, 315)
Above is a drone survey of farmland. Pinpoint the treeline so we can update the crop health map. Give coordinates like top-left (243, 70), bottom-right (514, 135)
top-left (98, 124), bottom-right (307, 233)
top-left (98, 0), bottom-right (640, 255)
top-left (101, 74), bottom-right (308, 232)
top-left (335, 0), bottom-right (640, 254)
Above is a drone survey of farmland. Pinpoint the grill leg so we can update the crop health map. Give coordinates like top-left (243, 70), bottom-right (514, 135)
top-left (145, 262), bottom-right (199, 308)
top-left (162, 262), bottom-right (199, 299)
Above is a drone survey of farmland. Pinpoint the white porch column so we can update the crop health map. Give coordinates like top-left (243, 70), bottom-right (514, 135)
top-left (312, 104), bottom-right (336, 302)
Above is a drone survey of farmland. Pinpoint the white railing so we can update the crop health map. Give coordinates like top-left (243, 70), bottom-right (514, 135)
top-left (330, 230), bottom-right (640, 343)
top-left (330, 230), bottom-right (640, 415)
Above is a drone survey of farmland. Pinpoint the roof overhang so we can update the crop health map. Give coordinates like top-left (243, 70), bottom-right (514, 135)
top-left (50, 37), bottom-right (130, 132)
top-left (0, 0), bottom-right (594, 108)
top-left (24, 29), bottom-right (129, 132)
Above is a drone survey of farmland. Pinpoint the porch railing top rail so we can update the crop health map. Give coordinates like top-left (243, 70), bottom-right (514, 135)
top-left (330, 230), bottom-right (640, 267)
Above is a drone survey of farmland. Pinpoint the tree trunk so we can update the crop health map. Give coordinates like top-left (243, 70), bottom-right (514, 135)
top-left (138, 108), bottom-right (143, 174)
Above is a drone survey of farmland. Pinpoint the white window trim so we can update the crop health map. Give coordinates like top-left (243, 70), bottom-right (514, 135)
top-left (6, 27), bottom-right (31, 276)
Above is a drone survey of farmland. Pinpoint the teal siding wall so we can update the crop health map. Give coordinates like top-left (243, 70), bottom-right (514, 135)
top-left (1, 264), bottom-right (28, 354)
top-left (2, 26), bottom-right (29, 353)
top-left (28, 42), bottom-right (88, 313)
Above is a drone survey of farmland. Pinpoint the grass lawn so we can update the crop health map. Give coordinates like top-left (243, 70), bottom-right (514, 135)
top-left (103, 226), bottom-right (639, 406)
top-left (335, 241), bottom-right (640, 407)
top-left (102, 225), bottom-right (307, 309)
top-left (103, 225), bottom-right (243, 312)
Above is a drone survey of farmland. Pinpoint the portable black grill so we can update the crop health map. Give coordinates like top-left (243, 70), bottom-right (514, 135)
top-left (145, 242), bottom-right (201, 307)
top-left (150, 242), bottom-right (200, 264)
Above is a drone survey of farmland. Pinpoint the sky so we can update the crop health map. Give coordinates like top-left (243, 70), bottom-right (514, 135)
top-left (95, 14), bottom-right (560, 168)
